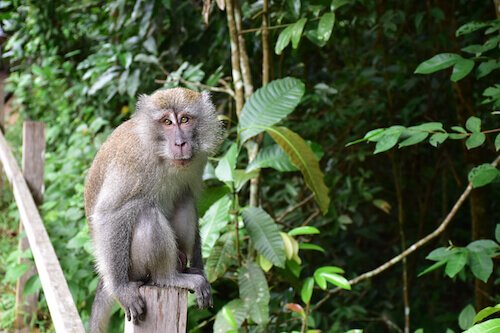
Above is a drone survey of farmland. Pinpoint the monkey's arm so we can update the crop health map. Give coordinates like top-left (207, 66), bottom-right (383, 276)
top-left (91, 177), bottom-right (145, 323)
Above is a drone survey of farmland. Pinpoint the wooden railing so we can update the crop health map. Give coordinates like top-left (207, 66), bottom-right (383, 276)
top-left (1, 121), bottom-right (188, 332)
top-left (0, 122), bottom-right (85, 333)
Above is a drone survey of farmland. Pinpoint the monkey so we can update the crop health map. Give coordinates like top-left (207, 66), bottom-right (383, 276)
top-left (84, 88), bottom-right (224, 332)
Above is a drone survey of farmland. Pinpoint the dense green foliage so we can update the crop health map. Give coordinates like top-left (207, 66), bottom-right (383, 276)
top-left (0, 0), bottom-right (498, 332)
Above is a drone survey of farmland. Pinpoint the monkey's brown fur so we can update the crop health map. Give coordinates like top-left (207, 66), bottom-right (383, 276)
top-left (85, 88), bottom-right (223, 333)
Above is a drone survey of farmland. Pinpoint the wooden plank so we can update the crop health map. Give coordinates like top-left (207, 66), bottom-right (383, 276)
top-left (124, 286), bottom-right (188, 333)
top-left (15, 122), bottom-right (45, 331)
top-left (0, 129), bottom-right (85, 333)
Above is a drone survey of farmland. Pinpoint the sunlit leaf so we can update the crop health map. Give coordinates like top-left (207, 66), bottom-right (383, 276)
top-left (266, 126), bottom-right (330, 214)
top-left (317, 13), bottom-right (335, 42)
top-left (239, 78), bottom-right (305, 143)
top-left (301, 277), bottom-right (314, 304)
top-left (415, 53), bottom-right (461, 74)
top-left (275, 25), bottom-right (294, 55)
top-left (200, 196), bottom-right (232, 257)
top-left (291, 18), bottom-right (307, 49)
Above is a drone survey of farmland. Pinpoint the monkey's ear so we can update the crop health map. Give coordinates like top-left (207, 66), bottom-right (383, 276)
top-left (200, 91), bottom-right (215, 113)
top-left (135, 94), bottom-right (151, 114)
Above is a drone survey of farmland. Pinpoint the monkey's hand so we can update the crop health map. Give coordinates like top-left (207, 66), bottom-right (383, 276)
top-left (115, 282), bottom-right (146, 324)
top-left (193, 274), bottom-right (213, 309)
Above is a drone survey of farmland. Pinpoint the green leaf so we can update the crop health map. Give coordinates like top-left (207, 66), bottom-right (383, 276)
top-left (459, 304), bottom-right (476, 330)
top-left (449, 133), bottom-right (468, 140)
top-left (200, 196), bottom-right (232, 258)
top-left (466, 132), bottom-right (486, 149)
top-left (239, 78), bottom-right (305, 143)
top-left (417, 259), bottom-right (447, 277)
top-left (238, 262), bottom-right (270, 324)
top-left (429, 133), bottom-right (448, 147)
top-left (451, 126), bottom-right (467, 133)
top-left (291, 18), bottom-right (307, 49)
top-left (495, 134), bottom-right (500, 151)
top-left (215, 143), bottom-right (238, 183)
top-left (468, 251), bottom-right (493, 283)
top-left (234, 169), bottom-right (259, 191)
top-left (444, 250), bottom-right (467, 278)
top-left (398, 132), bottom-right (429, 148)
top-left (23, 275), bottom-right (41, 296)
top-left (466, 240), bottom-right (499, 255)
top-left (465, 116), bottom-right (481, 133)
top-left (197, 185), bottom-right (231, 217)
top-left (246, 144), bottom-right (297, 172)
top-left (411, 122), bottom-right (444, 131)
top-left (415, 53), bottom-right (461, 74)
top-left (468, 164), bottom-right (498, 188)
top-left (242, 207), bottom-right (286, 268)
top-left (317, 13), bottom-right (335, 42)
top-left (426, 247), bottom-right (455, 261)
top-left (206, 233), bottom-right (235, 282)
top-left (331, 0), bottom-right (350, 11)
top-left (473, 304), bottom-right (500, 324)
top-left (214, 299), bottom-right (248, 333)
top-left (266, 126), bottom-right (330, 214)
top-left (321, 273), bottom-right (351, 290)
top-left (275, 25), bottom-right (294, 55)
top-left (288, 226), bottom-right (320, 236)
top-left (299, 243), bottom-right (325, 253)
top-left (456, 21), bottom-right (489, 36)
top-left (477, 60), bottom-right (500, 79)
top-left (451, 58), bottom-right (475, 82)
top-left (301, 277), bottom-right (314, 304)
top-left (496, 224), bottom-right (500, 243)
top-left (315, 266), bottom-right (345, 275)
top-left (464, 319), bottom-right (500, 333)
top-left (374, 132), bottom-right (401, 154)
top-left (89, 69), bottom-right (118, 95)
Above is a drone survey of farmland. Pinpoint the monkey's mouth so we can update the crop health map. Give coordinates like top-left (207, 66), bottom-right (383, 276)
top-left (171, 158), bottom-right (192, 167)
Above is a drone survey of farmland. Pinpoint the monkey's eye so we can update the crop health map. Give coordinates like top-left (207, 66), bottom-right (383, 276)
top-left (180, 116), bottom-right (190, 124)
top-left (164, 119), bottom-right (173, 125)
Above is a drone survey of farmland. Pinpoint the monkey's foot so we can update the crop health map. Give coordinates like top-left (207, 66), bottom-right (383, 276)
top-left (115, 282), bottom-right (146, 324)
top-left (153, 274), bottom-right (213, 309)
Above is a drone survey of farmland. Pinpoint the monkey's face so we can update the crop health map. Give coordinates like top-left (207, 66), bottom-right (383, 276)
top-left (158, 110), bottom-right (197, 167)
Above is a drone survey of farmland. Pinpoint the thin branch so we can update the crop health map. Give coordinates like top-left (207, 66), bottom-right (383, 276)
top-left (262, 0), bottom-right (271, 85)
top-left (276, 194), bottom-right (314, 223)
top-left (312, 155), bottom-right (500, 311)
top-left (234, 1), bottom-right (253, 100)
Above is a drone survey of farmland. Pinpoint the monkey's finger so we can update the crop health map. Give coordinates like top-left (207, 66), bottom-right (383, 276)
top-left (126, 308), bottom-right (131, 321)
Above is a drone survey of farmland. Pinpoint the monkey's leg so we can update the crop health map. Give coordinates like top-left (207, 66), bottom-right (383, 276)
top-left (154, 272), bottom-right (212, 309)
top-left (89, 278), bottom-right (114, 333)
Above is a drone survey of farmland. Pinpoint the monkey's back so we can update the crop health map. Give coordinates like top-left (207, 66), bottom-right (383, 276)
top-left (84, 119), bottom-right (148, 221)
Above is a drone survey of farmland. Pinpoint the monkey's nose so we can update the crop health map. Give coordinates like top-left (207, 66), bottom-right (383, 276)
top-left (175, 140), bottom-right (186, 147)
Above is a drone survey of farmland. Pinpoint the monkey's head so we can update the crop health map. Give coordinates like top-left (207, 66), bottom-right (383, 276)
top-left (134, 88), bottom-right (224, 167)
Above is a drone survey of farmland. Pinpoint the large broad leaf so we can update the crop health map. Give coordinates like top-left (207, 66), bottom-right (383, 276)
top-left (246, 144), bottom-right (297, 172)
top-left (206, 233), bottom-right (235, 282)
top-left (266, 126), bottom-right (330, 214)
top-left (213, 299), bottom-right (248, 333)
top-left (200, 196), bottom-right (232, 258)
top-left (238, 262), bottom-right (270, 324)
top-left (238, 78), bottom-right (305, 143)
top-left (242, 207), bottom-right (286, 268)
top-left (414, 53), bottom-right (461, 74)
top-left (464, 319), bottom-right (500, 333)
top-left (215, 143), bottom-right (238, 183)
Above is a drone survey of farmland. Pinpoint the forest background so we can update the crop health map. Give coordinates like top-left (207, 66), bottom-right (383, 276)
top-left (0, 0), bottom-right (499, 332)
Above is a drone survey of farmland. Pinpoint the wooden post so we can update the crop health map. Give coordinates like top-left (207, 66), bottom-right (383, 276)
top-left (124, 286), bottom-right (188, 333)
top-left (0, 126), bottom-right (84, 332)
top-left (15, 122), bottom-right (45, 331)
top-left (0, 71), bottom-right (6, 198)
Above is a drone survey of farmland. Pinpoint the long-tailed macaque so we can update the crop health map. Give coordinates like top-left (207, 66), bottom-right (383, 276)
top-left (84, 88), bottom-right (224, 332)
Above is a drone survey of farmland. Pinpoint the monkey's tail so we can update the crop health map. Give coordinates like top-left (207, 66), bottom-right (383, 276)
top-left (89, 278), bottom-right (114, 333)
